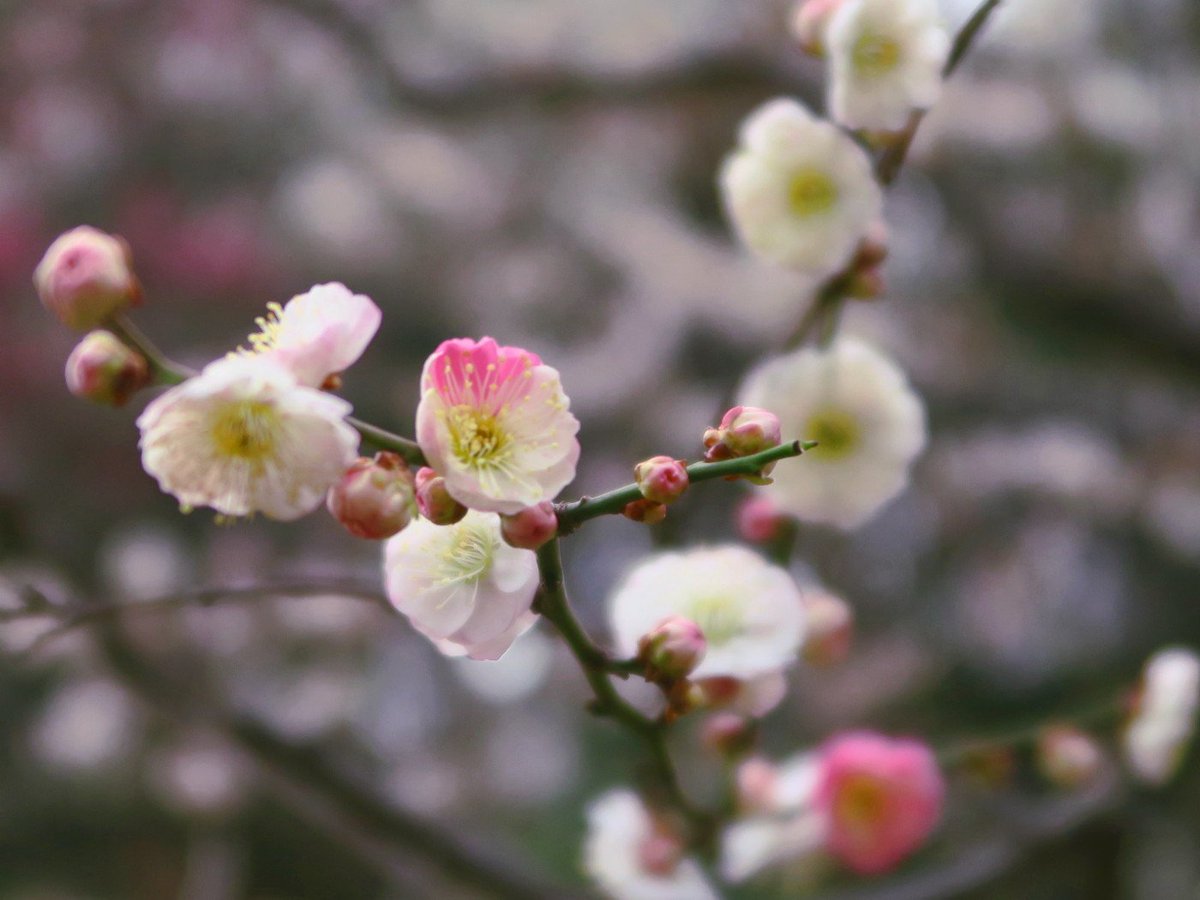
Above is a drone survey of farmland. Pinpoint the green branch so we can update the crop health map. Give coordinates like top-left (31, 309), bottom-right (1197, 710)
top-left (347, 417), bottom-right (427, 467)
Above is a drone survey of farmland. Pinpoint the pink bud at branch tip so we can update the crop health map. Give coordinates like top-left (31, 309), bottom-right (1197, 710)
top-left (65, 330), bottom-right (150, 406)
top-left (634, 455), bottom-right (689, 504)
top-left (500, 501), bottom-right (558, 550)
top-left (638, 615), bottom-right (707, 682)
top-left (327, 452), bottom-right (415, 540)
top-left (35, 226), bottom-right (141, 330)
top-left (415, 467), bottom-right (467, 525)
top-left (703, 406), bottom-right (782, 466)
top-left (736, 494), bottom-right (788, 543)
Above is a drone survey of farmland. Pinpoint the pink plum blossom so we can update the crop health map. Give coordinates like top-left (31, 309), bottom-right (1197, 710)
top-left (415, 337), bottom-right (580, 515)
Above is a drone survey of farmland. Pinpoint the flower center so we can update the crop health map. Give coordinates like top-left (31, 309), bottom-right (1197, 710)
top-left (447, 406), bottom-right (512, 470)
top-left (685, 595), bottom-right (744, 646)
top-left (805, 408), bottom-right (860, 459)
top-left (211, 400), bottom-right (279, 461)
top-left (836, 775), bottom-right (887, 829)
top-left (788, 169), bottom-right (838, 218)
top-left (852, 33), bottom-right (902, 77)
top-left (435, 519), bottom-right (496, 586)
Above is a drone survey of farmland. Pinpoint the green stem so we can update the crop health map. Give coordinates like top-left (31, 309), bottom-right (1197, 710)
top-left (347, 417), bottom-right (427, 467)
top-left (555, 439), bottom-right (816, 533)
top-left (107, 312), bottom-right (193, 385)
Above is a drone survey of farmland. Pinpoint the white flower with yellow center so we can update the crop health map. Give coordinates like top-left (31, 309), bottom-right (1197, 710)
top-left (244, 282), bottom-right (381, 388)
top-left (137, 355), bottom-right (359, 520)
top-left (608, 546), bottom-right (805, 681)
top-left (826, 0), bottom-right (949, 132)
top-left (1124, 646), bottom-right (1200, 785)
top-left (415, 337), bottom-right (581, 515)
top-left (383, 511), bottom-right (539, 660)
top-left (739, 337), bottom-right (926, 530)
top-left (719, 97), bottom-right (883, 277)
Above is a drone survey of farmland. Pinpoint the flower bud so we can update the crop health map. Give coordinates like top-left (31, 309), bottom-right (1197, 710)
top-left (623, 498), bottom-right (667, 525)
top-left (736, 494), bottom-right (787, 543)
top-left (634, 455), bottom-right (689, 505)
top-left (1037, 724), bottom-right (1104, 790)
top-left (735, 757), bottom-right (779, 814)
top-left (802, 591), bottom-right (854, 667)
top-left (702, 713), bottom-right (758, 759)
top-left (415, 467), bottom-right (467, 525)
top-left (327, 452), bottom-right (415, 539)
top-left (34, 226), bottom-right (141, 330)
top-left (637, 828), bottom-right (684, 877)
top-left (637, 616), bottom-right (706, 682)
top-left (790, 0), bottom-right (847, 56)
top-left (500, 501), bottom-right (558, 550)
top-left (703, 406), bottom-right (782, 463)
top-left (64, 330), bottom-right (150, 406)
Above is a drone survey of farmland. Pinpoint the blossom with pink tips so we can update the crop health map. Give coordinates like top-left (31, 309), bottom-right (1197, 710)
top-left (416, 337), bottom-right (580, 515)
top-left (814, 731), bottom-right (944, 875)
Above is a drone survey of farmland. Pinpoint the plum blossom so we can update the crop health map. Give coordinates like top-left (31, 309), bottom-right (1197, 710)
top-left (1123, 646), bottom-right (1200, 785)
top-left (244, 282), bottom-right (381, 387)
top-left (138, 355), bottom-right (358, 520)
top-left (826, 0), bottom-right (950, 132)
top-left (35, 225), bottom-right (141, 330)
top-left (814, 732), bottom-right (944, 875)
top-left (416, 337), bottom-right (581, 515)
top-left (383, 511), bottom-right (539, 660)
top-left (739, 337), bottom-right (926, 530)
top-left (609, 546), bottom-right (805, 683)
top-left (719, 98), bottom-right (882, 277)
top-left (583, 790), bottom-right (718, 900)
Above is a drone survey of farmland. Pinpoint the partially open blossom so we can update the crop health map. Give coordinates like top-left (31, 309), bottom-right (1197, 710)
top-left (791, 0), bottom-right (848, 55)
top-left (383, 511), bottom-right (539, 660)
top-left (802, 589), bottom-right (854, 667)
top-left (739, 337), bottom-right (926, 530)
top-left (610, 546), bottom-right (805, 682)
top-left (500, 501), bottom-right (558, 550)
top-left (720, 98), bottom-right (883, 277)
top-left (638, 616), bottom-right (707, 682)
top-left (1037, 725), bottom-right (1104, 790)
top-left (326, 452), bottom-right (414, 540)
top-left (138, 355), bottom-right (358, 520)
top-left (583, 790), bottom-right (718, 900)
top-left (814, 732), bottom-right (944, 875)
top-left (244, 282), bottom-right (381, 388)
top-left (622, 498), bottom-right (667, 525)
top-left (1123, 646), bottom-right (1200, 785)
top-left (35, 225), bottom-right (141, 330)
top-left (416, 337), bottom-right (581, 515)
top-left (736, 495), bottom-right (789, 543)
top-left (826, 0), bottom-right (950, 132)
top-left (634, 456), bottom-right (689, 505)
top-left (65, 330), bottom-right (150, 407)
top-left (415, 467), bottom-right (467, 525)
top-left (703, 406), bottom-right (782, 463)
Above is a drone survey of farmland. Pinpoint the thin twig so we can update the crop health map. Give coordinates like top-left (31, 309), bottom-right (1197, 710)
top-left (108, 312), bottom-right (194, 385)
top-left (346, 416), bottom-right (427, 467)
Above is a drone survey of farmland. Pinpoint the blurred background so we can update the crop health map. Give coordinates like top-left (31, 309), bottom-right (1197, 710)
top-left (2, 0), bottom-right (1200, 897)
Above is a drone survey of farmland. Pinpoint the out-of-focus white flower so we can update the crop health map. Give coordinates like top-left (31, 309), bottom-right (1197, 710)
top-left (416, 337), bottom-right (581, 515)
top-left (1124, 646), bottom-right (1200, 785)
top-left (383, 511), bottom-right (539, 660)
top-left (583, 790), bottom-right (718, 900)
top-left (739, 337), bottom-right (926, 530)
top-left (826, 0), bottom-right (949, 132)
top-left (609, 546), bottom-right (805, 681)
top-left (245, 282), bottom-right (381, 388)
top-left (138, 355), bottom-right (359, 520)
top-left (719, 98), bottom-right (882, 277)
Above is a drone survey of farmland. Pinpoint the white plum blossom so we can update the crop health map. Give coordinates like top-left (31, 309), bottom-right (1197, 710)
top-left (826, 0), bottom-right (950, 132)
top-left (138, 355), bottom-right (358, 520)
top-left (720, 97), bottom-right (883, 277)
top-left (383, 511), bottom-right (539, 660)
top-left (416, 337), bottom-right (581, 515)
top-left (1124, 646), bottom-right (1200, 785)
top-left (609, 546), bottom-right (805, 682)
top-left (583, 790), bottom-right (718, 900)
top-left (739, 337), bottom-right (926, 530)
top-left (245, 282), bottom-right (381, 387)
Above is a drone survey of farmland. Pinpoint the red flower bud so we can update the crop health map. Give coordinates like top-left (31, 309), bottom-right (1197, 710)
top-left (64, 330), bottom-right (150, 406)
top-left (327, 452), bottom-right (415, 539)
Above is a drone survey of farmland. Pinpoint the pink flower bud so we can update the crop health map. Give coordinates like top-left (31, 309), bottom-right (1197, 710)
top-left (815, 732), bottom-right (944, 875)
top-left (736, 494), bottom-right (788, 543)
top-left (735, 757), bottom-right (780, 814)
top-left (500, 501), bottom-right (558, 550)
top-left (326, 452), bottom-right (415, 539)
top-left (623, 498), bottom-right (667, 525)
top-left (802, 591), bottom-right (854, 667)
top-left (1037, 725), bottom-right (1104, 790)
top-left (637, 828), bottom-right (684, 877)
top-left (790, 0), bottom-right (847, 56)
top-left (637, 616), bottom-right (707, 682)
top-left (415, 467), bottom-right (467, 525)
top-left (34, 226), bottom-right (141, 330)
top-left (634, 455), bottom-right (689, 504)
top-left (703, 406), bottom-right (782, 463)
top-left (702, 713), bottom-right (758, 759)
top-left (64, 330), bottom-right (150, 407)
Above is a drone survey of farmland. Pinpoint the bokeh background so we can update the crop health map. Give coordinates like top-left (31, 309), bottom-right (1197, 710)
top-left (3, 0), bottom-right (1200, 897)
